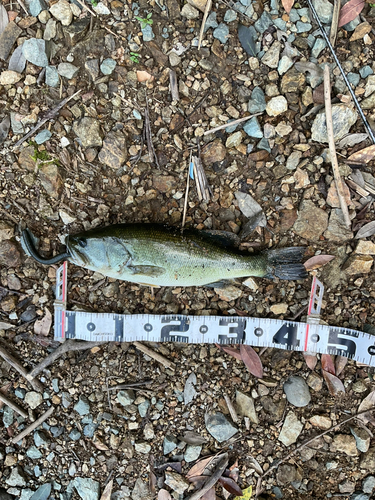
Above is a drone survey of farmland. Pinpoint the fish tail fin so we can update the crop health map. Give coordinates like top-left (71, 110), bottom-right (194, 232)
top-left (264, 247), bottom-right (307, 280)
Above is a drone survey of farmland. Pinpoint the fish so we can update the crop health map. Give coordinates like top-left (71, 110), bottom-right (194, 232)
top-left (21, 224), bottom-right (307, 287)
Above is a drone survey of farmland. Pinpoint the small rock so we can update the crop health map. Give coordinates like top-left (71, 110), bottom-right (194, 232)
top-left (205, 412), bottom-right (238, 442)
top-left (143, 422), bottom-right (154, 440)
top-left (153, 173), bottom-right (177, 192)
top-left (330, 434), bottom-right (358, 456)
top-left (3, 407), bottom-right (14, 427)
top-left (356, 240), bottom-right (375, 255)
top-left (224, 9), bottom-right (237, 21)
top-left (248, 87), bottom-right (266, 113)
top-left (117, 389), bottom-right (135, 406)
top-left (29, 0), bottom-right (48, 16)
top-left (276, 464), bottom-right (300, 485)
top-left (74, 396), bottom-right (90, 415)
top-left (266, 95), bottom-right (288, 116)
top-left (226, 131), bottom-right (243, 148)
top-left (69, 429), bottom-right (81, 441)
top-left (49, 0), bottom-right (73, 26)
top-left (58, 62), bottom-right (79, 79)
top-left (5, 466), bottom-right (27, 487)
top-left (0, 221), bottom-right (14, 242)
top-left (34, 129), bottom-right (52, 144)
top-left (243, 117), bottom-right (263, 138)
top-left (45, 66), bottom-right (59, 87)
top-left (307, 372), bottom-right (323, 391)
top-left (0, 22), bottom-right (23, 61)
top-left (8, 45), bottom-right (26, 73)
top-left (293, 199), bottom-right (329, 241)
top-left (72, 477), bottom-right (100, 500)
top-left (39, 164), bottom-right (64, 198)
top-left (324, 209), bottom-right (353, 242)
top-left (43, 18), bottom-right (56, 40)
top-left (278, 411), bottom-right (303, 446)
top-left (181, 3), bottom-right (199, 18)
top-left (26, 446), bottom-right (43, 459)
top-left (270, 303), bottom-right (288, 315)
top-left (214, 285), bottom-right (242, 301)
top-left (255, 11), bottom-right (273, 32)
top-left (286, 150), bottom-right (302, 170)
top-left (184, 445), bottom-right (202, 462)
top-left (169, 51), bottom-right (181, 66)
top-left (93, 2), bottom-right (110, 14)
top-left (85, 59), bottom-right (99, 80)
top-left (201, 139), bottom-right (226, 164)
top-left (100, 58), bottom-right (116, 75)
top-left (342, 254), bottom-right (373, 275)
top-left (312, 0), bottom-right (333, 23)
top-left (73, 117), bottom-right (102, 147)
top-left (362, 476), bottom-right (375, 494)
top-left (163, 434), bottom-right (178, 454)
top-left (24, 391), bottom-right (43, 409)
top-left (34, 430), bottom-right (50, 447)
top-left (278, 55), bottom-right (294, 75)
top-left (361, 448), bottom-right (375, 470)
top-left (98, 132), bottom-right (127, 169)
top-left (0, 70), bottom-right (22, 85)
top-left (283, 376), bottom-right (311, 407)
top-left (261, 41), bottom-right (281, 68)
top-left (22, 38), bottom-right (48, 67)
top-left (0, 241), bottom-right (21, 268)
top-left (138, 399), bottom-right (150, 417)
top-left (350, 426), bottom-right (371, 452)
top-left (164, 471), bottom-right (189, 494)
top-left (236, 390), bottom-right (258, 423)
top-left (309, 415), bottom-right (332, 429)
top-left (213, 23), bottom-right (230, 44)
top-left (311, 104), bottom-right (358, 142)
top-left (134, 442), bottom-right (151, 454)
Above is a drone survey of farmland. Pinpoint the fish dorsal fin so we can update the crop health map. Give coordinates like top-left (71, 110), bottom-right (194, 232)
top-left (200, 230), bottom-right (240, 248)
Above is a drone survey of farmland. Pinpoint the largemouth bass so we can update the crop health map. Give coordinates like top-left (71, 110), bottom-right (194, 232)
top-left (22, 224), bottom-right (307, 286)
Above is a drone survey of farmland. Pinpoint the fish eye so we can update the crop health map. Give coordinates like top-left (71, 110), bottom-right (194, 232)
top-left (78, 238), bottom-right (87, 248)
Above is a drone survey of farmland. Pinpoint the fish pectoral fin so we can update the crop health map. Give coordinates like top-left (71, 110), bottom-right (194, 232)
top-left (128, 265), bottom-right (165, 277)
top-left (204, 279), bottom-right (238, 289)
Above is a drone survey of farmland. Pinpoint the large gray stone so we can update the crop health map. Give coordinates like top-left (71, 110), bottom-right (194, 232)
top-left (283, 376), bottom-right (311, 407)
top-left (205, 412), bottom-right (238, 442)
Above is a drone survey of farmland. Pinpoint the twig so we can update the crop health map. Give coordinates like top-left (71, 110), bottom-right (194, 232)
top-left (11, 406), bottom-right (54, 444)
top-left (186, 453), bottom-right (228, 500)
top-left (223, 393), bottom-right (239, 423)
top-left (330, 0), bottom-right (340, 46)
top-left (107, 380), bottom-right (153, 390)
top-left (182, 153), bottom-right (192, 229)
top-left (75, 0), bottom-right (96, 16)
top-left (144, 98), bottom-right (160, 168)
top-left (198, 0), bottom-right (212, 50)
top-left (13, 90), bottom-right (82, 150)
top-left (133, 341), bottom-right (175, 371)
top-left (204, 113), bottom-right (262, 135)
top-left (169, 70), bottom-right (179, 102)
top-left (15, 0), bottom-right (28, 14)
top-left (0, 393), bottom-right (28, 418)
top-left (192, 154), bottom-right (212, 202)
top-left (27, 339), bottom-right (106, 380)
top-left (255, 406), bottom-right (375, 497)
top-left (323, 66), bottom-right (351, 229)
top-left (0, 345), bottom-right (43, 392)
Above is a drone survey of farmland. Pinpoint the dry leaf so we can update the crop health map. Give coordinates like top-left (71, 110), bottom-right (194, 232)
top-left (180, 430), bottom-right (207, 445)
top-left (347, 145), bottom-right (375, 164)
top-left (338, 133), bottom-right (368, 148)
top-left (304, 255), bottom-right (335, 270)
top-left (93, 437), bottom-right (109, 450)
top-left (335, 355), bottom-right (348, 376)
top-left (322, 369), bottom-right (345, 396)
top-left (229, 460), bottom-right (239, 482)
top-left (158, 490), bottom-right (172, 500)
top-left (216, 344), bottom-right (242, 360)
top-left (137, 70), bottom-right (154, 82)
top-left (282, 0), bottom-right (295, 14)
top-left (219, 477), bottom-right (243, 496)
top-left (349, 21), bottom-right (371, 40)
top-left (187, 456), bottom-right (214, 479)
top-left (201, 487), bottom-right (216, 500)
top-left (358, 390), bottom-right (375, 425)
top-left (240, 345), bottom-right (263, 378)
top-left (321, 354), bottom-right (335, 375)
top-left (100, 480), bottom-right (113, 500)
top-left (355, 221), bottom-right (375, 239)
top-left (313, 83), bottom-right (324, 104)
top-left (304, 353), bottom-right (318, 370)
top-left (34, 308), bottom-right (52, 336)
top-left (149, 471), bottom-right (157, 495)
top-left (338, 0), bottom-right (365, 27)
top-left (247, 456), bottom-right (263, 475)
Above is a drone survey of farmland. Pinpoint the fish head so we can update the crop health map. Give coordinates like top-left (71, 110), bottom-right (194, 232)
top-left (66, 232), bottom-right (109, 268)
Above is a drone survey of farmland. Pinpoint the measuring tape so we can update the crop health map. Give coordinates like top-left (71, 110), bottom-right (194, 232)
top-left (54, 264), bottom-right (375, 366)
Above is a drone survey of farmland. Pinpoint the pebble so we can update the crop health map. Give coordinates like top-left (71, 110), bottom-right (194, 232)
top-left (236, 390), bottom-right (258, 423)
top-left (0, 22), bottom-right (23, 61)
top-left (22, 38), bottom-right (49, 67)
top-left (201, 139), bottom-right (226, 164)
top-left (309, 415), bottom-right (332, 429)
top-left (28, 0), bottom-right (48, 16)
top-left (0, 240), bottom-right (21, 268)
top-left (25, 391), bottom-right (43, 409)
top-left (312, 38), bottom-right (326, 58)
top-left (3, 406), bottom-right (14, 427)
top-left (163, 434), bottom-right (178, 454)
top-left (138, 399), bottom-right (150, 417)
top-left (15, 388), bottom-right (26, 399)
top-left (296, 21), bottom-right (312, 32)
top-left (45, 66), bottom-right (59, 87)
top-left (73, 117), bottom-right (102, 147)
top-left (262, 41), bottom-right (281, 68)
top-left (226, 131), bottom-right (242, 148)
top-left (69, 429), bottom-right (81, 441)
top-left (181, 3), bottom-right (199, 18)
top-left (293, 199), bottom-right (329, 241)
top-left (278, 411), bottom-right (303, 446)
top-left (49, 0), bottom-right (73, 26)
top-left (248, 86), bottom-right (266, 113)
top-left (324, 209), bottom-right (353, 242)
top-left (283, 376), bottom-right (311, 407)
top-left (165, 471), bottom-right (189, 495)
top-left (363, 476), bottom-right (375, 494)
top-left (143, 422), bottom-right (154, 440)
top-left (43, 18), bottom-right (56, 40)
top-left (117, 389), bottom-right (135, 406)
top-left (359, 65), bottom-right (373, 79)
top-left (286, 150), bottom-right (302, 170)
top-left (266, 95), bottom-right (288, 117)
top-left (8, 45), bottom-right (26, 73)
top-left (278, 55), bottom-right (293, 75)
top-left (214, 285), bottom-right (242, 301)
top-left (254, 11), bottom-right (272, 32)
top-left (26, 446), bottom-right (43, 459)
top-left (134, 442), bottom-right (151, 454)
top-left (0, 70), bottom-right (22, 85)
top-left (72, 477), bottom-right (100, 500)
top-left (58, 62), bottom-right (79, 79)
top-left (34, 430), bottom-right (50, 448)
top-left (224, 9), bottom-right (237, 22)
top-left (330, 434), bottom-right (358, 456)
top-left (74, 396), bottom-right (90, 415)
top-left (243, 117), bottom-right (263, 138)
top-left (343, 254), bottom-right (373, 275)
top-left (98, 132), bottom-right (127, 169)
top-left (5, 466), bottom-right (27, 487)
top-left (204, 11), bottom-right (218, 31)
top-left (213, 23), bottom-right (230, 44)
top-left (349, 494), bottom-right (369, 500)
top-left (350, 426), bottom-right (371, 452)
top-left (311, 104), bottom-right (358, 142)
top-left (100, 58), bottom-right (116, 75)
top-left (270, 303), bottom-right (288, 315)
top-left (184, 373), bottom-right (197, 405)
top-left (93, 2), bottom-right (110, 14)
top-left (361, 448), bottom-right (375, 470)
top-left (184, 445), bottom-right (202, 462)
top-left (34, 130), bottom-right (52, 144)
top-left (205, 412), bottom-right (238, 442)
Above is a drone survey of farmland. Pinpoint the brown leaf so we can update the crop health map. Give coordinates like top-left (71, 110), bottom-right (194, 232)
top-left (240, 345), bottom-right (263, 378)
top-left (93, 437), bottom-right (109, 451)
top-left (313, 83), bottom-right (324, 104)
top-left (100, 480), bottom-right (113, 500)
top-left (201, 487), bottom-right (216, 500)
top-left (282, 0), bottom-right (295, 14)
top-left (304, 254), bottom-right (335, 271)
top-left (34, 308), bottom-right (52, 336)
top-left (321, 354), bottom-right (335, 375)
top-left (219, 477), bottom-right (243, 496)
top-left (347, 145), bottom-right (375, 164)
top-left (158, 490), bottom-right (172, 500)
top-left (358, 389), bottom-right (375, 425)
top-left (179, 430), bottom-right (208, 445)
top-left (304, 353), bottom-right (318, 370)
top-left (350, 21), bottom-right (372, 40)
top-left (149, 472), bottom-right (157, 494)
top-left (216, 343), bottom-right (242, 361)
top-left (338, 0), bottom-right (365, 26)
top-left (335, 355), bottom-right (348, 376)
top-left (355, 221), bottom-right (375, 239)
top-left (187, 456), bottom-right (214, 479)
top-left (322, 369), bottom-right (345, 396)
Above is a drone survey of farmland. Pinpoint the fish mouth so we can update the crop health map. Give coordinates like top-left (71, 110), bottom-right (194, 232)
top-left (65, 235), bottom-right (89, 266)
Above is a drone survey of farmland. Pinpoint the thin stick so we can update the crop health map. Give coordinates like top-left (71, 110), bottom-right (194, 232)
top-left (15, 0), bottom-right (28, 14)
top-left (27, 339), bottom-right (106, 379)
top-left (223, 393), bottom-right (239, 423)
top-left (133, 341), bottom-right (175, 371)
top-left (0, 393), bottom-right (28, 418)
top-left (198, 0), bottom-right (212, 50)
top-left (307, 0), bottom-right (375, 144)
top-left (187, 453), bottom-right (228, 500)
top-left (13, 90), bottom-right (81, 150)
top-left (255, 406), bottom-right (375, 496)
top-left (107, 380), bottom-right (153, 390)
top-left (0, 345), bottom-right (43, 392)
top-left (11, 406), bottom-right (54, 444)
top-left (323, 66), bottom-right (351, 229)
top-left (169, 70), bottom-right (180, 102)
top-left (204, 113), bottom-right (262, 136)
top-left (182, 154), bottom-right (192, 228)
top-left (75, 0), bottom-right (96, 16)
top-left (329, 0), bottom-right (340, 46)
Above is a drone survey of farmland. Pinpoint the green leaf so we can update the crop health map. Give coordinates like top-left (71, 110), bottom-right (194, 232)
top-left (234, 485), bottom-right (252, 500)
